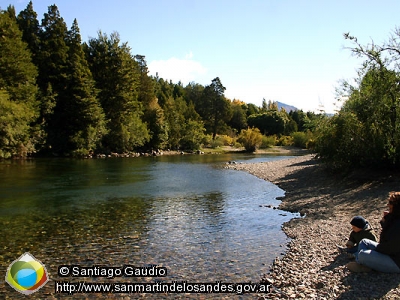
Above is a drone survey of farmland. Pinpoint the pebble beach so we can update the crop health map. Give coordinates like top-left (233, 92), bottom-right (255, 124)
top-left (227, 154), bottom-right (400, 299)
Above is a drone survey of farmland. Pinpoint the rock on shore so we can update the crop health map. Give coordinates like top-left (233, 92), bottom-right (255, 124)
top-left (227, 154), bottom-right (400, 299)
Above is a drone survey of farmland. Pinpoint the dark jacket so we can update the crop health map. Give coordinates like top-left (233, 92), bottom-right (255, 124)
top-left (349, 222), bottom-right (377, 245)
top-left (377, 214), bottom-right (400, 268)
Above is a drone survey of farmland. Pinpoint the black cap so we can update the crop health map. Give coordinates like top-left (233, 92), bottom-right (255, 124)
top-left (350, 216), bottom-right (367, 229)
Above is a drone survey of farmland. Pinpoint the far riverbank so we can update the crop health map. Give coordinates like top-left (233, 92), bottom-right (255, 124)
top-left (227, 155), bottom-right (400, 299)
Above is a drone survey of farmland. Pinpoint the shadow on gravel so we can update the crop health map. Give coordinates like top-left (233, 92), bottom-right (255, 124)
top-left (275, 158), bottom-right (400, 221)
top-left (337, 272), bottom-right (400, 299)
top-left (320, 253), bottom-right (400, 299)
top-left (321, 254), bottom-right (400, 300)
top-left (324, 254), bottom-right (400, 298)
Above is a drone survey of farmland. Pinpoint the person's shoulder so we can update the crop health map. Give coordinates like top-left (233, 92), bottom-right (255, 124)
top-left (362, 228), bottom-right (376, 236)
top-left (366, 229), bottom-right (378, 240)
top-left (384, 216), bottom-right (400, 231)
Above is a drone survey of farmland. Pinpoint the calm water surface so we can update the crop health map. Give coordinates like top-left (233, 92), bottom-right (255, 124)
top-left (0, 153), bottom-right (300, 297)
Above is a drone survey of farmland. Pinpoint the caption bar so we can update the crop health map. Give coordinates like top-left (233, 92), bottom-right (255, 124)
top-left (56, 265), bottom-right (270, 295)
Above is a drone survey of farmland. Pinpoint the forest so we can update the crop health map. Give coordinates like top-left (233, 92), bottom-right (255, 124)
top-left (2, 2), bottom-right (400, 171)
top-left (0, 2), bottom-right (322, 159)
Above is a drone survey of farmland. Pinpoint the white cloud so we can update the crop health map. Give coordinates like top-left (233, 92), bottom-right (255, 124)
top-left (148, 53), bottom-right (207, 84)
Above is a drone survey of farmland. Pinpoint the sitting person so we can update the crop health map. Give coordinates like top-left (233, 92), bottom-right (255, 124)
top-left (338, 216), bottom-right (377, 255)
top-left (346, 191), bottom-right (400, 273)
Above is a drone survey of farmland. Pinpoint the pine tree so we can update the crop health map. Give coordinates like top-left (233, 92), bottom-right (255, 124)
top-left (199, 77), bottom-right (232, 139)
top-left (16, 1), bottom-right (41, 66)
top-left (61, 19), bottom-right (106, 156)
top-left (85, 32), bottom-right (149, 152)
top-left (38, 5), bottom-right (68, 92)
top-left (37, 5), bottom-right (70, 153)
top-left (135, 55), bottom-right (168, 149)
top-left (16, 1), bottom-right (49, 150)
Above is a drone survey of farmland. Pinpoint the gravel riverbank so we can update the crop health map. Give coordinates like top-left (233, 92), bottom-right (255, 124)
top-left (227, 154), bottom-right (400, 299)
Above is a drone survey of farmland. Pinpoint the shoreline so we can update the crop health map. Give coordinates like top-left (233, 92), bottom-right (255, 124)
top-left (3, 146), bottom-right (308, 160)
top-left (227, 155), bottom-right (400, 299)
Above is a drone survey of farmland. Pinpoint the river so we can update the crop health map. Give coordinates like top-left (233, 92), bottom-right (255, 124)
top-left (0, 153), bottom-right (300, 298)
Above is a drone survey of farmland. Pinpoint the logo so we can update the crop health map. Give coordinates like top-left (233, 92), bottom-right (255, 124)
top-left (5, 252), bottom-right (49, 295)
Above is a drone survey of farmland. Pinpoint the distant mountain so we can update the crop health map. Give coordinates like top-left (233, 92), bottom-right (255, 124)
top-left (276, 101), bottom-right (298, 112)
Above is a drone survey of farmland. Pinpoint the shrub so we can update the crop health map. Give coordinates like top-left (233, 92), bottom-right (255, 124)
top-left (201, 135), bottom-right (213, 147)
top-left (233, 142), bottom-right (242, 148)
top-left (292, 132), bottom-right (307, 148)
top-left (209, 139), bottom-right (224, 149)
top-left (237, 127), bottom-right (263, 152)
top-left (277, 135), bottom-right (294, 146)
top-left (217, 135), bottom-right (234, 146)
top-left (260, 135), bottom-right (277, 148)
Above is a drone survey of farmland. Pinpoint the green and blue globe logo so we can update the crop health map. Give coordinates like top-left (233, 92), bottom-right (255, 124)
top-left (5, 252), bottom-right (49, 295)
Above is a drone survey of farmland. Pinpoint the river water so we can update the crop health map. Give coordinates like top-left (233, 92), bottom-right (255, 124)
top-left (0, 153), bottom-right (300, 298)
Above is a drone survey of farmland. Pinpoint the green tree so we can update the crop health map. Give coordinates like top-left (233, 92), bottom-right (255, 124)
top-left (135, 55), bottom-right (155, 106)
top-left (228, 100), bottom-right (248, 133)
top-left (154, 77), bottom-right (174, 108)
top-left (0, 8), bottom-right (37, 103)
top-left (37, 5), bottom-right (68, 92)
top-left (289, 110), bottom-right (309, 132)
top-left (245, 103), bottom-right (260, 117)
top-left (180, 120), bottom-right (206, 150)
top-left (60, 19), bottom-right (107, 156)
top-left (285, 118), bottom-right (298, 135)
top-left (35, 83), bottom-right (57, 149)
top-left (85, 31), bottom-right (149, 152)
top-left (261, 98), bottom-right (268, 112)
top-left (173, 82), bottom-right (185, 99)
top-left (16, 1), bottom-right (41, 66)
top-left (17, 2), bottom-right (56, 150)
top-left (37, 4), bottom-right (70, 152)
top-left (0, 9), bottom-right (39, 157)
top-left (247, 110), bottom-right (289, 135)
top-left (315, 31), bottom-right (400, 169)
top-left (314, 111), bottom-right (364, 169)
top-left (162, 96), bottom-right (185, 150)
top-left (198, 77), bottom-right (232, 139)
top-left (304, 111), bottom-right (322, 132)
top-left (135, 55), bottom-right (168, 150)
top-left (261, 99), bottom-right (278, 112)
top-left (0, 92), bottom-right (35, 158)
top-left (143, 98), bottom-right (169, 150)
top-left (184, 82), bottom-right (204, 108)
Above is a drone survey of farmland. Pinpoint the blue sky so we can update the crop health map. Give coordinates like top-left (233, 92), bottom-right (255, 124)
top-left (3, 0), bottom-right (400, 113)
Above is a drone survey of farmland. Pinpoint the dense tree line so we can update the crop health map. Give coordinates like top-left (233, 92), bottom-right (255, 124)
top-left (0, 3), bottom-right (320, 158)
